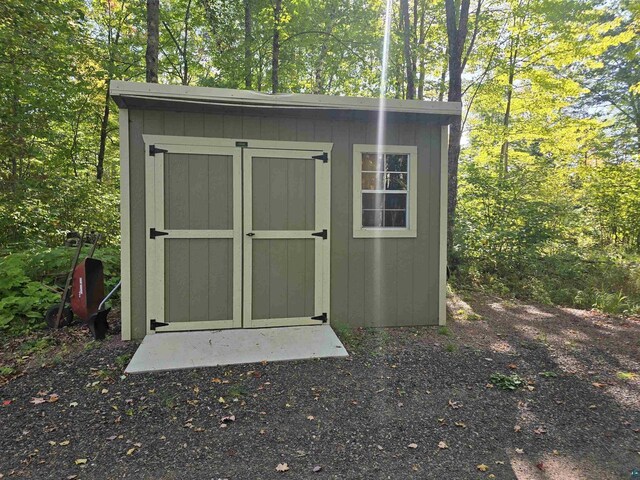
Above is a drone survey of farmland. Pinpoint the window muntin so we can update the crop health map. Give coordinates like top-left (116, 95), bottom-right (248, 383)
top-left (353, 145), bottom-right (418, 238)
top-left (360, 152), bottom-right (409, 228)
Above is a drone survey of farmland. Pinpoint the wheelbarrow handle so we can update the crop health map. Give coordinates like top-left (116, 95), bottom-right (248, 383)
top-left (98, 280), bottom-right (121, 311)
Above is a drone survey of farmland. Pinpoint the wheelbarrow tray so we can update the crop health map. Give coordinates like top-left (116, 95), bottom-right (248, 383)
top-left (71, 258), bottom-right (105, 322)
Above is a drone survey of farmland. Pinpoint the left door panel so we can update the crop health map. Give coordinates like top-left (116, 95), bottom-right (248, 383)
top-left (145, 145), bottom-right (242, 334)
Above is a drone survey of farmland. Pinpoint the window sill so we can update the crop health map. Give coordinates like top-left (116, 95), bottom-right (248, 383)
top-left (353, 228), bottom-right (417, 238)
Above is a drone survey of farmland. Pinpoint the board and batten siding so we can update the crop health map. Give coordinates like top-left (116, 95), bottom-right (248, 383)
top-left (125, 107), bottom-right (442, 340)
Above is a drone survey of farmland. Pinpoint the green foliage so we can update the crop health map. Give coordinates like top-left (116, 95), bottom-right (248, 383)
top-left (0, 245), bottom-right (120, 335)
top-left (0, 254), bottom-right (59, 333)
top-left (444, 343), bottom-right (457, 353)
top-left (437, 326), bottom-right (451, 336)
top-left (115, 353), bottom-right (132, 370)
top-left (616, 371), bottom-right (637, 382)
top-left (490, 373), bottom-right (525, 391)
top-left (539, 371), bottom-right (557, 378)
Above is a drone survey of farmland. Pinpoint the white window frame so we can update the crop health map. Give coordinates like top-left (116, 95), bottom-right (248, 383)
top-left (352, 144), bottom-right (418, 238)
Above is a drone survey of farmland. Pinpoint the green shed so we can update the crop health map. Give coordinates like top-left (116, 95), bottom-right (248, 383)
top-left (111, 81), bottom-right (460, 342)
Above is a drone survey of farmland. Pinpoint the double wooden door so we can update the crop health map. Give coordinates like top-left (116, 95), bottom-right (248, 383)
top-left (144, 138), bottom-right (330, 334)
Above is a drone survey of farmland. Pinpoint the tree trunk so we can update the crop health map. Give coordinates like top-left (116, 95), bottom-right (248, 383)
top-left (96, 81), bottom-right (110, 181)
top-left (438, 53), bottom-right (447, 101)
top-left (182, 0), bottom-right (191, 85)
top-left (146, 0), bottom-right (159, 83)
top-left (271, 0), bottom-right (282, 94)
top-left (244, 0), bottom-right (252, 89)
top-left (401, 0), bottom-right (415, 99)
top-left (500, 31), bottom-right (519, 175)
top-left (445, 0), bottom-right (472, 256)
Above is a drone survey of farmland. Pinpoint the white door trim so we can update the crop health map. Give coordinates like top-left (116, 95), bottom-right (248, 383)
top-left (243, 147), bottom-right (331, 328)
top-left (144, 143), bottom-right (242, 334)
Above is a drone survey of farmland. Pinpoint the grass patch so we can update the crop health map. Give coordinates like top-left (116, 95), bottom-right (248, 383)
top-left (616, 371), bottom-right (637, 381)
top-left (437, 326), bottom-right (451, 336)
top-left (0, 366), bottom-right (16, 376)
top-left (539, 371), bottom-right (558, 378)
top-left (490, 373), bottom-right (525, 391)
top-left (115, 353), bottom-right (132, 370)
top-left (20, 337), bottom-right (54, 355)
top-left (445, 343), bottom-right (457, 353)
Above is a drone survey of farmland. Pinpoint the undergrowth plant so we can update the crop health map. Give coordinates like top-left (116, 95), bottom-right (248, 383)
top-left (0, 245), bottom-right (120, 336)
top-left (490, 373), bottom-right (526, 391)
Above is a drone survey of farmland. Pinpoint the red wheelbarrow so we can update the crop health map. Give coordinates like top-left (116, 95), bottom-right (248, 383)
top-left (45, 234), bottom-right (120, 340)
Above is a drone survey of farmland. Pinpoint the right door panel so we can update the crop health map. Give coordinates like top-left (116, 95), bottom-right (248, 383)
top-left (243, 148), bottom-right (330, 328)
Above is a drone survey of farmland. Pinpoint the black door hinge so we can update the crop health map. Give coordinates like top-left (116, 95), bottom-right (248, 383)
top-left (311, 229), bottom-right (328, 240)
top-left (149, 145), bottom-right (168, 156)
top-left (150, 228), bottom-right (169, 239)
top-left (312, 152), bottom-right (328, 163)
top-left (150, 319), bottom-right (169, 330)
top-left (311, 312), bottom-right (328, 323)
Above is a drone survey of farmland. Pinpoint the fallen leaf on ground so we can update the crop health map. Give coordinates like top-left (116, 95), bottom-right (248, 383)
top-left (48, 394), bottom-right (59, 403)
top-left (60, 440), bottom-right (70, 446)
top-left (448, 399), bottom-right (462, 409)
top-left (101, 389), bottom-right (108, 394)
top-left (455, 422), bottom-right (466, 428)
top-left (408, 443), bottom-right (418, 449)
top-left (218, 397), bottom-right (226, 404)
top-left (515, 448), bottom-right (524, 454)
top-left (536, 462), bottom-right (546, 471)
top-left (30, 397), bottom-right (46, 405)
top-left (211, 378), bottom-right (221, 383)
top-left (69, 402), bottom-right (78, 407)
top-left (508, 363), bottom-right (518, 369)
top-left (221, 415), bottom-right (235, 423)
top-left (514, 425), bottom-right (521, 432)
top-left (438, 441), bottom-right (448, 449)
top-left (275, 463), bottom-right (289, 472)
top-left (307, 415), bottom-right (315, 420)
top-left (74, 459), bottom-right (87, 465)
top-left (592, 382), bottom-right (606, 388)
top-left (126, 447), bottom-right (136, 456)
top-left (3, 400), bottom-right (11, 406)
top-left (533, 426), bottom-right (547, 435)
top-left (477, 464), bottom-right (489, 472)
top-left (313, 466), bottom-right (322, 472)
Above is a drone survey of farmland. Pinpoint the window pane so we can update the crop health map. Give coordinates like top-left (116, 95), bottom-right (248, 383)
top-left (384, 210), bottom-right (407, 227)
top-left (362, 153), bottom-right (383, 171)
top-left (385, 154), bottom-right (408, 172)
top-left (385, 193), bottom-right (407, 209)
top-left (362, 172), bottom-right (383, 190)
top-left (362, 209), bottom-right (383, 227)
top-left (362, 192), bottom-right (384, 209)
top-left (385, 173), bottom-right (408, 190)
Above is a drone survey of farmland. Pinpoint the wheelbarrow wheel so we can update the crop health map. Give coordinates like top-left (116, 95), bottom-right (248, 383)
top-left (44, 305), bottom-right (73, 329)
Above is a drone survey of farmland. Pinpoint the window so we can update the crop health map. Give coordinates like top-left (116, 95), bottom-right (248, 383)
top-left (353, 145), bottom-right (418, 238)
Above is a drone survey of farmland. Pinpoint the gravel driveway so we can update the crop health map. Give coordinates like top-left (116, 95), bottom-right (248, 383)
top-left (1, 293), bottom-right (639, 479)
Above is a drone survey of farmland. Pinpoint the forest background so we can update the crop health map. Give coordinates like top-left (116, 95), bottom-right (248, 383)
top-left (0, 0), bottom-right (638, 334)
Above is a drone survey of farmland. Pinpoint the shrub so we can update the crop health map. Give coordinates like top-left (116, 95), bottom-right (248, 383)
top-left (0, 245), bottom-right (120, 336)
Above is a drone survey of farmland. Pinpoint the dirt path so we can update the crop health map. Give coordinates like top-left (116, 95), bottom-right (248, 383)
top-left (0, 294), bottom-right (638, 479)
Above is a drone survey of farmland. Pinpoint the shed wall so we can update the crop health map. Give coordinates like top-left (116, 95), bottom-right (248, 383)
top-left (126, 107), bottom-right (442, 340)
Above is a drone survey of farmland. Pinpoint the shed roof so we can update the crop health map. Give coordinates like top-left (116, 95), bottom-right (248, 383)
top-left (110, 81), bottom-right (461, 119)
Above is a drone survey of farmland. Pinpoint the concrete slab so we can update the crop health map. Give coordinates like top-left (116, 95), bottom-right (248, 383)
top-left (125, 325), bottom-right (348, 374)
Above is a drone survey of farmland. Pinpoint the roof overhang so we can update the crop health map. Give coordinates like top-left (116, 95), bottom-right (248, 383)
top-left (110, 81), bottom-right (461, 121)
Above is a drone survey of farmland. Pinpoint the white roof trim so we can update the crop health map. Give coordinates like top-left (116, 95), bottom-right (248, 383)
top-left (110, 81), bottom-right (461, 116)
